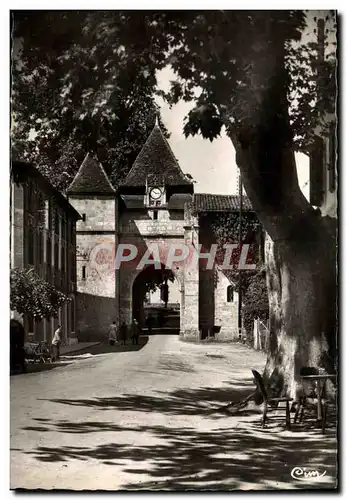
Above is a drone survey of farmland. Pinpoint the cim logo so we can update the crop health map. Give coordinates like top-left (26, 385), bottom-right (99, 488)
top-left (291, 467), bottom-right (327, 482)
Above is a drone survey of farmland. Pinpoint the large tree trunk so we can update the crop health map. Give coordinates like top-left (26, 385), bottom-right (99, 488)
top-left (231, 134), bottom-right (337, 398)
top-left (228, 17), bottom-right (337, 398)
top-left (263, 226), bottom-right (336, 399)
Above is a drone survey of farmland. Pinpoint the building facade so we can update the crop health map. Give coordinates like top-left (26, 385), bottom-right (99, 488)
top-left (10, 161), bottom-right (81, 344)
top-left (67, 123), bottom-right (257, 342)
top-left (309, 116), bottom-right (337, 219)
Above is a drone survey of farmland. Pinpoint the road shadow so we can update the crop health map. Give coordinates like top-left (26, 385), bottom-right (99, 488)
top-left (39, 384), bottom-right (256, 418)
top-left (16, 379), bottom-right (338, 490)
top-left (10, 361), bottom-right (72, 376)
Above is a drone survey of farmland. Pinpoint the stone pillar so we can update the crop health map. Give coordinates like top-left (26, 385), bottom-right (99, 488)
top-left (119, 269), bottom-right (135, 326)
top-left (180, 205), bottom-right (200, 342)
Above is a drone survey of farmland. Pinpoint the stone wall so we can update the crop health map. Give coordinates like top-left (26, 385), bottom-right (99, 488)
top-left (179, 210), bottom-right (200, 342)
top-left (214, 269), bottom-right (239, 341)
top-left (72, 197), bottom-right (116, 232)
top-left (120, 208), bottom-right (185, 236)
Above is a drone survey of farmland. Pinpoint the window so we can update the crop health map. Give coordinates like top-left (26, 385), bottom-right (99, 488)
top-left (328, 132), bottom-right (336, 193)
top-left (47, 235), bottom-right (52, 267)
top-left (61, 218), bottom-right (67, 242)
top-left (54, 239), bottom-right (59, 270)
top-left (27, 226), bottom-right (34, 265)
top-left (61, 244), bottom-right (66, 276)
top-left (153, 210), bottom-right (158, 220)
top-left (28, 315), bottom-right (34, 334)
top-left (227, 286), bottom-right (234, 303)
top-left (70, 244), bottom-right (76, 283)
top-left (38, 229), bottom-right (44, 264)
top-left (82, 266), bottom-right (86, 280)
top-left (82, 214), bottom-right (86, 222)
top-left (54, 212), bottom-right (60, 235)
top-left (43, 200), bottom-right (49, 229)
top-left (309, 137), bottom-right (324, 206)
top-left (69, 220), bottom-right (75, 243)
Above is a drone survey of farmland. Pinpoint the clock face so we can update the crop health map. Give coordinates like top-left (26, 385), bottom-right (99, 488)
top-left (150, 187), bottom-right (162, 200)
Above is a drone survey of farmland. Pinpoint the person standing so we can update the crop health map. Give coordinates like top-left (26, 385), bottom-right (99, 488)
top-left (109, 321), bottom-right (118, 346)
top-left (119, 321), bottom-right (127, 345)
top-left (131, 318), bottom-right (140, 345)
top-left (10, 319), bottom-right (26, 374)
top-left (52, 324), bottom-right (62, 361)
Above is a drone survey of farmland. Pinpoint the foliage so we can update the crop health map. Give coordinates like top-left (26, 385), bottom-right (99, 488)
top-left (136, 267), bottom-right (175, 296)
top-left (11, 11), bottom-right (171, 191)
top-left (158, 11), bottom-right (336, 150)
top-left (10, 267), bottom-right (71, 319)
top-left (242, 271), bottom-right (269, 343)
top-left (198, 211), bottom-right (261, 292)
top-left (12, 11), bottom-right (336, 193)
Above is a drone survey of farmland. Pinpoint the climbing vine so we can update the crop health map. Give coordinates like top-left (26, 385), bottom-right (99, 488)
top-left (198, 210), bottom-right (261, 291)
top-left (197, 210), bottom-right (269, 342)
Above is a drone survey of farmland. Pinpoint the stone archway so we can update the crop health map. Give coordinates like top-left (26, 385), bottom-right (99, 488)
top-left (132, 263), bottom-right (180, 334)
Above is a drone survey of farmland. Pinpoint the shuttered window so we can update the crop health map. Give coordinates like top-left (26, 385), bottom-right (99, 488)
top-left (328, 129), bottom-right (336, 193)
top-left (309, 137), bottom-right (324, 207)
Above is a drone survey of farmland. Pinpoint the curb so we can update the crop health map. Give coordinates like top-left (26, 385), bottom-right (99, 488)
top-left (60, 342), bottom-right (101, 357)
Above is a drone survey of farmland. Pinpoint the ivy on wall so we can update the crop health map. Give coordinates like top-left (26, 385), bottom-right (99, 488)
top-left (198, 211), bottom-right (269, 341)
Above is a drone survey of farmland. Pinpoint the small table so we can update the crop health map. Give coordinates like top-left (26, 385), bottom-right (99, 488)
top-left (300, 374), bottom-right (336, 423)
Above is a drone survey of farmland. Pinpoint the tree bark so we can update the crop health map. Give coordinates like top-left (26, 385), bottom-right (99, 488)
top-left (231, 133), bottom-right (336, 398)
top-left (263, 227), bottom-right (336, 399)
top-left (227, 20), bottom-right (337, 398)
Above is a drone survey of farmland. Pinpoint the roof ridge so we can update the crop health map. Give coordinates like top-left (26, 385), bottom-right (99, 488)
top-left (94, 156), bottom-right (115, 192)
top-left (156, 124), bottom-right (183, 172)
top-left (195, 193), bottom-right (246, 197)
top-left (122, 126), bottom-right (157, 185)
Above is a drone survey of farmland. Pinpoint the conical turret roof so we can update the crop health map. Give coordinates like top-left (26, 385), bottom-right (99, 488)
top-left (67, 153), bottom-right (115, 194)
top-left (121, 123), bottom-right (192, 187)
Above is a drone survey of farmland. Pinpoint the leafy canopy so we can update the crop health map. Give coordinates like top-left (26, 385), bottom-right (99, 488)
top-left (12, 11), bottom-right (171, 190)
top-left (10, 267), bottom-right (71, 319)
top-left (12, 11), bottom-right (336, 192)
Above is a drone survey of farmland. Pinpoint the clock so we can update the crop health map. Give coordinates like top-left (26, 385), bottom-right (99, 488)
top-left (149, 187), bottom-right (163, 200)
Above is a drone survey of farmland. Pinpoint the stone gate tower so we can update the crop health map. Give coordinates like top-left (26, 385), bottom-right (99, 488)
top-left (117, 121), bottom-right (200, 341)
top-left (67, 154), bottom-right (118, 339)
top-left (67, 121), bottom-right (241, 342)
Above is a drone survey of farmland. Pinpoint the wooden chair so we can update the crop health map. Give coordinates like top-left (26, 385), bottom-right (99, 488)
top-left (252, 369), bottom-right (293, 429)
top-left (294, 369), bottom-right (337, 434)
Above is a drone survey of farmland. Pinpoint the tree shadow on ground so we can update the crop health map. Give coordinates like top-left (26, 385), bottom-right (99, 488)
top-left (17, 380), bottom-right (338, 491)
top-left (39, 384), bottom-right (257, 418)
top-left (20, 419), bottom-right (337, 490)
top-left (10, 362), bottom-right (72, 376)
top-left (63, 337), bottom-right (149, 357)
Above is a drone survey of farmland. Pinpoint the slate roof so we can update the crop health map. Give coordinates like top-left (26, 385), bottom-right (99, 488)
top-left (120, 194), bottom-right (146, 209)
top-left (167, 193), bottom-right (193, 210)
top-left (121, 124), bottom-right (193, 187)
top-left (12, 161), bottom-right (81, 220)
top-left (193, 194), bottom-right (253, 212)
top-left (67, 153), bottom-right (115, 194)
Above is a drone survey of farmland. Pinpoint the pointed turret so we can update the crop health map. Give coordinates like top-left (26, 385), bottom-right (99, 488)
top-left (67, 153), bottom-right (115, 195)
top-left (121, 122), bottom-right (193, 188)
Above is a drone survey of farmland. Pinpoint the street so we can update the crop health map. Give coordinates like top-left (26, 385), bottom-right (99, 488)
top-left (10, 335), bottom-right (337, 491)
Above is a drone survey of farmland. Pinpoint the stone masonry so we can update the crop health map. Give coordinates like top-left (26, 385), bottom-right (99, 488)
top-left (67, 124), bottom-right (245, 342)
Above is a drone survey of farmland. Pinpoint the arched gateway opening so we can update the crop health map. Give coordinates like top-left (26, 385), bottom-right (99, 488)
top-left (132, 263), bottom-right (180, 335)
